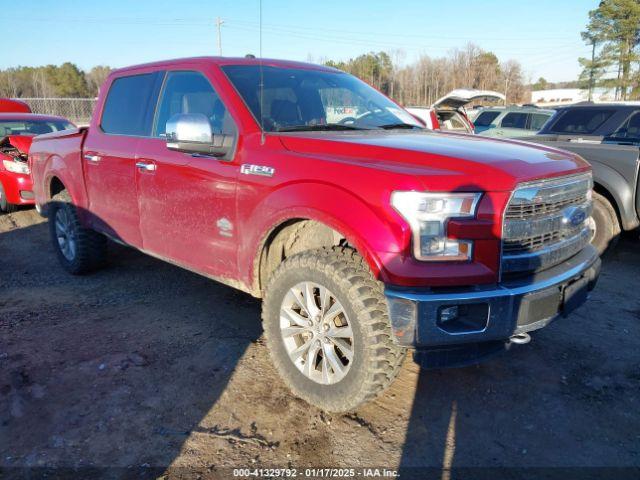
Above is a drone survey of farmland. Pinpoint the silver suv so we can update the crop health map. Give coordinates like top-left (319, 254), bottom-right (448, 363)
top-left (474, 107), bottom-right (555, 138)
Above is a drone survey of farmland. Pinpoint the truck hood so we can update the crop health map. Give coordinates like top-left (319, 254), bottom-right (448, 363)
top-left (277, 130), bottom-right (590, 191)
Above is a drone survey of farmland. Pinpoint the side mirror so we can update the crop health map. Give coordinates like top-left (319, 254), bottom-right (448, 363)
top-left (165, 113), bottom-right (233, 157)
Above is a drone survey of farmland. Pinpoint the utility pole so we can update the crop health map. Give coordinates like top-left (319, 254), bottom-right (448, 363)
top-left (215, 17), bottom-right (224, 56)
top-left (588, 41), bottom-right (596, 102)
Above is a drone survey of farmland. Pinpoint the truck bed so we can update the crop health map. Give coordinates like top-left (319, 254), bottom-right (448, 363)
top-left (29, 127), bottom-right (89, 211)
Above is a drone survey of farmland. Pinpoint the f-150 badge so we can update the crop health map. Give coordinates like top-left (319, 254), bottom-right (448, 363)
top-left (240, 164), bottom-right (275, 177)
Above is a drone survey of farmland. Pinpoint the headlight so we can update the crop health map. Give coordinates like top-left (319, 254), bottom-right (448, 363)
top-left (391, 191), bottom-right (481, 261)
top-left (2, 159), bottom-right (30, 175)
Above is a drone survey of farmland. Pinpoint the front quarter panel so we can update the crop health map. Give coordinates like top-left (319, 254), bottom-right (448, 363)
top-left (240, 181), bottom-right (402, 286)
top-left (236, 134), bottom-right (507, 291)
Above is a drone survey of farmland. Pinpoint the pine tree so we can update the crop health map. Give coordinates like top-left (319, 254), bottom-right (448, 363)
top-left (581, 0), bottom-right (640, 100)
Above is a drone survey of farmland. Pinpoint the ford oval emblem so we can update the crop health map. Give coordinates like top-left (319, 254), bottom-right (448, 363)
top-left (563, 206), bottom-right (587, 227)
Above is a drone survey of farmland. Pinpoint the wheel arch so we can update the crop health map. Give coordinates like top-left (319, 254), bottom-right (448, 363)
top-left (49, 175), bottom-right (67, 199)
top-left (245, 183), bottom-right (403, 297)
top-left (252, 215), bottom-right (384, 297)
top-left (591, 162), bottom-right (638, 230)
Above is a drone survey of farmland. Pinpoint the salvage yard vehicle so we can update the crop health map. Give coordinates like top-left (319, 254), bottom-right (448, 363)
top-left (521, 103), bottom-right (640, 253)
top-left (474, 106), bottom-right (555, 138)
top-left (29, 57), bottom-right (600, 412)
top-left (0, 98), bottom-right (32, 114)
top-left (406, 89), bottom-right (505, 133)
top-left (0, 112), bottom-right (74, 212)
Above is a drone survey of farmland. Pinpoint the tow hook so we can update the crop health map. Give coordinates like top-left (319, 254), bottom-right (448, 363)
top-left (510, 332), bottom-right (531, 345)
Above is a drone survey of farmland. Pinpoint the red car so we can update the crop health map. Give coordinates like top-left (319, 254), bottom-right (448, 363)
top-left (30, 57), bottom-right (599, 411)
top-left (0, 98), bottom-right (31, 113)
top-left (0, 112), bottom-right (74, 212)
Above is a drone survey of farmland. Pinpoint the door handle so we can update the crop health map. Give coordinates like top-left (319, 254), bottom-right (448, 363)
top-left (84, 154), bottom-right (101, 163)
top-left (135, 161), bottom-right (157, 172)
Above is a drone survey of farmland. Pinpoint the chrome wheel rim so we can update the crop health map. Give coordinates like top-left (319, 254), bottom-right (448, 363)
top-left (55, 208), bottom-right (77, 261)
top-left (279, 281), bottom-right (354, 385)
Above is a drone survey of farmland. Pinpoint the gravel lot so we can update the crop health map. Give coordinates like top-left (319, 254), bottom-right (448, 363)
top-left (1, 208), bottom-right (639, 479)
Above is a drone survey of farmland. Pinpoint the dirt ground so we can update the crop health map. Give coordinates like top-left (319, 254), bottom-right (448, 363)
top-left (1, 208), bottom-right (639, 479)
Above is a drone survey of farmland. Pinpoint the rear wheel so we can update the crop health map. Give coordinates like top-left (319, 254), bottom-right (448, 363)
top-left (0, 182), bottom-right (18, 213)
top-left (590, 192), bottom-right (620, 255)
top-left (262, 247), bottom-right (406, 412)
top-left (48, 191), bottom-right (107, 274)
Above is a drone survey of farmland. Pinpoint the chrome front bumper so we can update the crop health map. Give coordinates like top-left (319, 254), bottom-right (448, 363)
top-left (385, 245), bottom-right (600, 349)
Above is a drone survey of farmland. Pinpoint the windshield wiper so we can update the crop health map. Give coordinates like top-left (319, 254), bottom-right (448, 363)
top-left (377, 123), bottom-right (422, 130)
top-left (275, 124), bottom-right (368, 132)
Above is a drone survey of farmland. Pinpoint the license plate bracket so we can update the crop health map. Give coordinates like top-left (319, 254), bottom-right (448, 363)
top-left (562, 276), bottom-right (589, 316)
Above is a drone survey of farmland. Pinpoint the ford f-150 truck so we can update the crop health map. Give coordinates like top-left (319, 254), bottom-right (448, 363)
top-left (29, 57), bottom-right (600, 412)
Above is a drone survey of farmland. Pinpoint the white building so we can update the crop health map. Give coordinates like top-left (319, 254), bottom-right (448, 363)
top-left (531, 88), bottom-right (615, 107)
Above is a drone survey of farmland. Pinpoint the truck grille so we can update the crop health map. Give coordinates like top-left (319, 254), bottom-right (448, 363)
top-left (502, 173), bottom-right (593, 274)
top-left (505, 192), bottom-right (587, 220)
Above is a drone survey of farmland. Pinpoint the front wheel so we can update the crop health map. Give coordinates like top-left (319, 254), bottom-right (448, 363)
top-left (0, 182), bottom-right (18, 213)
top-left (48, 191), bottom-right (107, 274)
top-left (590, 192), bottom-right (620, 255)
top-left (262, 247), bottom-right (406, 412)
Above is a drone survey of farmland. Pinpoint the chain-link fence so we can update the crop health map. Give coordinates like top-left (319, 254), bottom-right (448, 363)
top-left (14, 98), bottom-right (97, 126)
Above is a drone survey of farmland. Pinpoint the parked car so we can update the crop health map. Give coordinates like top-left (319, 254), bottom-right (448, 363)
top-left (406, 89), bottom-right (505, 133)
top-left (465, 105), bottom-right (486, 122)
top-left (0, 112), bottom-right (75, 213)
top-left (521, 103), bottom-right (640, 253)
top-left (474, 107), bottom-right (555, 138)
top-left (0, 98), bottom-right (32, 113)
top-left (30, 57), bottom-right (599, 412)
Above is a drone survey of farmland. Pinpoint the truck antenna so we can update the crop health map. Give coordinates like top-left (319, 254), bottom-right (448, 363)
top-left (215, 17), bottom-right (224, 56)
top-left (259, 0), bottom-right (265, 145)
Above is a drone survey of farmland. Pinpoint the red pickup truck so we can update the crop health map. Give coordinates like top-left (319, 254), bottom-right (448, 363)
top-left (29, 57), bottom-right (600, 412)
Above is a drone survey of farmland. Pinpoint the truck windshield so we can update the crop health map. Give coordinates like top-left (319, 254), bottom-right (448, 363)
top-left (222, 65), bottom-right (423, 132)
top-left (0, 119), bottom-right (74, 137)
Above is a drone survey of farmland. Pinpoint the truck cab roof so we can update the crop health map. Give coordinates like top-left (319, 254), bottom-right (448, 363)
top-left (110, 56), bottom-right (341, 77)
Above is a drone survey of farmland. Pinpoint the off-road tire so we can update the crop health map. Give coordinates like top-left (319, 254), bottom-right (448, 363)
top-left (262, 247), bottom-right (407, 412)
top-left (48, 191), bottom-right (107, 274)
top-left (0, 182), bottom-right (18, 213)
top-left (591, 192), bottom-right (620, 255)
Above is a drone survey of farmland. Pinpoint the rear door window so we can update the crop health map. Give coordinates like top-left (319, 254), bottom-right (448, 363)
top-left (608, 111), bottom-right (640, 139)
top-left (101, 73), bottom-right (162, 136)
top-left (474, 111), bottom-right (500, 127)
top-left (500, 112), bottom-right (527, 129)
top-left (547, 108), bottom-right (615, 134)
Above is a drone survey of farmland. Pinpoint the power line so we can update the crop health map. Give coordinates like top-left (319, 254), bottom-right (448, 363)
top-left (224, 23), bottom-right (582, 56)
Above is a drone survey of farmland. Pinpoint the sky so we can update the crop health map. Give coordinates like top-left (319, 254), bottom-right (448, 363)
top-left (4, 0), bottom-right (600, 83)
